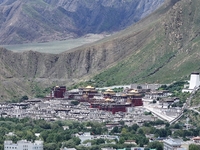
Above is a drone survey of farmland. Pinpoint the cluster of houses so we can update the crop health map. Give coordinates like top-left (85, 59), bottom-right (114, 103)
top-left (0, 98), bottom-right (156, 126)
top-left (0, 83), bottom-right (182, 124)
top-left (4, 133), bottom-right (200, 150)
top-left (3, 72), bottom-right (200, 150)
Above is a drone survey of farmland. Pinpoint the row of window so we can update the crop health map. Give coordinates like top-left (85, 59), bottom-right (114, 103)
top-left (5, 146), bottom-right (43, 149)
top-left (5, 147), bottom-right (17, 149)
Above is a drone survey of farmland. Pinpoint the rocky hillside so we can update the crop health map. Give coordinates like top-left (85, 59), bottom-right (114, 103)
top-left (0, 0), bottom-right (164, 44)
top-left (1, 0), bottom-right (200, 101)
top-left (92, 0), bottom-right (200, 86)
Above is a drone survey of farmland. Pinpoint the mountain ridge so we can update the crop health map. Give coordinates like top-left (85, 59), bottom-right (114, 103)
top-left (1, 0), bottom-right (200, 101)
top-left (0, 0), bottom-right (164, 44)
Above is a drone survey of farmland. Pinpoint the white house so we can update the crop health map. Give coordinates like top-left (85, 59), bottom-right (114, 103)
top-left (4, 140), bottom-right (43, 150)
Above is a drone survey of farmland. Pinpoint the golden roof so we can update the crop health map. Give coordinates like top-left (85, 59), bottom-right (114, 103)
top-left (83, 94), bottom-right (88, 98)
top-left (126, 89), bottom-right (142, 96)
top-left (103, 89), bottom-right (115, 95)
top-left (127, 93), bottom-right (142, 96)
top-left (105, 98), bottom-right (110, 101)
top-left (129, 89), bottom-right (139, 93)
top-left (85, 85), bottom-right (94, 89)
top-left (105, 98), bottom-right (114, 102)
top-left (121, 93), bottom-right (127, 97)
top-left (106, 89), bottom-right (114, 92)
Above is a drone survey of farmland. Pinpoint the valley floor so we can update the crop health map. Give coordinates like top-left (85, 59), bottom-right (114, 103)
top-left (1, 34), bottom-right (108, 54)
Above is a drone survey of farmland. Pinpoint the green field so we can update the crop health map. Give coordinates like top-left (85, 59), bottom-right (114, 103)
top-left (1, 34), bottom-right (106, 54)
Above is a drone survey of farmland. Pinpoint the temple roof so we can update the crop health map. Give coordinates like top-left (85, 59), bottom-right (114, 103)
top-left (103, 89), bottom-right (115, 95)
top-left (85, 85), bottom-right (94, 89)
top-left (127, 89), bottom-right (142, 96)
top-left (105, 98), bottom-right (114, 102)
top-left (129, 89), bottom-right (139, 93)
top-left (121, 93), bottom-right (127, 97)
top-left (106, 89), bottom-right (114, 92)
top-left (83, 85), bottom-right (96, 92)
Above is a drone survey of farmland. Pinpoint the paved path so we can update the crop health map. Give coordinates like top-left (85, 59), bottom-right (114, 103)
top-left (143, 86), bottom-right (200, 124)
top-left (170, 86), bottom-right (200, 124)
top-left (143, 105), bottom-right (176, 122)
top-left (190, 104), bottom-right (200, 109)
top-left (189, 108), bottom-right (200, 114)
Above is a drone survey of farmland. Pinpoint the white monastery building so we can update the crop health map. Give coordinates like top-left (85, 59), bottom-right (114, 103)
top-left (182, 72), bottom-right (200, 93)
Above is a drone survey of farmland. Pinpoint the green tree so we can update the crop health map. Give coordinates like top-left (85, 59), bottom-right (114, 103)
top-left (155, 129), bottom-right (168, 137)
top-left (62, 137), bottom-right (80, 148)
top-left (46, 133), bottom-right (55, 143)
top-left (111, 126), bottom-right (119, 133)
top-left (131, 124), bottom-right (139, 131)
top-left (121, 128), bottom-right (128, 135)
top-left (40, 131), bottom-right (49, 142)
top-left (10, 136), bottom-right (20, 143)
top-left (72, 137), bottom-right (81, 145)
top-left (137, 128), bottom-right (144, 135)
top-left (189, 144), bottom-right (200, 150)
top-left (146, 141), bottom-right (163, 150)
top-left (24, 130), bottom-right (36, 141)
top-left (44, 143), bottom-right (58, 150)
top-left (96, 138), bottom-right (105, 145)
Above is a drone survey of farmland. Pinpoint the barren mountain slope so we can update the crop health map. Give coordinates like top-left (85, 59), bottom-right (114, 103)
top-left (1, 0), bottom-right (200, 101)
top-left (0, 0), bottom-right (164, 44)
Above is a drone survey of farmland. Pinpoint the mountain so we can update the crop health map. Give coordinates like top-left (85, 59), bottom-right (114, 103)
top-left (91, 0), bottom-right (200, 86)
top-left (1, 0), bottom-right (200, 101)
top-left (0, 0), bottom-right (164, 44)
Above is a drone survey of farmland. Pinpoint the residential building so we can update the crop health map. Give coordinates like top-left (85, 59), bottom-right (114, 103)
top-left (101, 148), bottom-right (116, 150)
top-left (131, 148), bottom-right (144, 150)
top-left (192, 136), bottom-right (200, 143)
top-left (77, 132), bottom-right (93, 143)
top-left (61, 148), bottom-right (76, 150)
top-left (4, 140), bottom-right (43, 150)
top-left (163, 138), bottom-right (186, 150)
